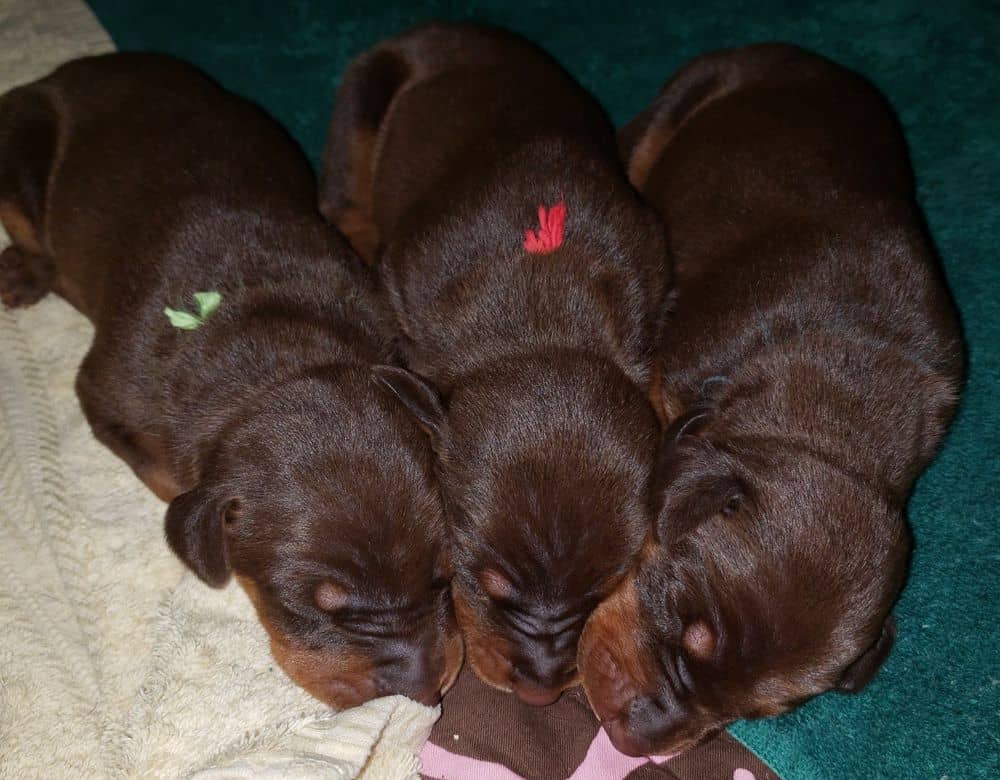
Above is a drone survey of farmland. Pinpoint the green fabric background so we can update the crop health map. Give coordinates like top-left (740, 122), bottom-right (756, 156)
top-left (83, 1), bottom-right (999, 777)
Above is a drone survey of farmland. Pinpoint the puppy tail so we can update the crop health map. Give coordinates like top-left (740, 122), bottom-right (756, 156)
top-left (318, 47), bottom-right (410, 262)
top-left (0, 84), bottom-right (59, 308)
top-left (618, 44), bottom-right (807, 190)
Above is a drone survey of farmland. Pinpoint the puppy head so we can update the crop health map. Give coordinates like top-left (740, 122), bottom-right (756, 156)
top-left (165, 367), bottom-right (462, 709)
top-left (580, 417), bottom-right (908, 755)
top-left (376, 356), bottom-right (659, 705)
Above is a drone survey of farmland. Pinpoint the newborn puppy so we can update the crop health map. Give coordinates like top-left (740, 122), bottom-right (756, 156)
top-left (319, 23), bottom-right (668, 705)
top-left (0, 54), bottom-right (462, 708)
top-left (579, 44), bottom-right (963, 754)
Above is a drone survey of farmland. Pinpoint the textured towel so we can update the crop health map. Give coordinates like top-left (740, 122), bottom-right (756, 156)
top-left (0, 1), bottom-right (437, 777)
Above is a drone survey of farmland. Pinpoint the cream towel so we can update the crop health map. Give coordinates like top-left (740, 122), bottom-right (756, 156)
top-left (0, 1), bottom-right (438, 777)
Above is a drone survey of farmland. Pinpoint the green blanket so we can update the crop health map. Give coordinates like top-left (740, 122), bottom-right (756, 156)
top-left (84, 2), bottom-right (1000, 777)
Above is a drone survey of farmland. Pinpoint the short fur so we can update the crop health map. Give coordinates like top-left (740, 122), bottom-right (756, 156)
top-left (320, 23), bottom-right (668, 704)
top-left (0, 54), bottom-right (462, 709)
top-left (579, 44), bottom-right (963, 754)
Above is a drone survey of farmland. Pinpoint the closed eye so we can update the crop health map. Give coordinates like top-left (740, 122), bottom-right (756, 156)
top-left (675, 651), bottom-right (696, 693)
top-left (659, 649), bottom-right (695, 697)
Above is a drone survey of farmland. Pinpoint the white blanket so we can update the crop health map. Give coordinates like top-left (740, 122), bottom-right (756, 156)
top-left (0, 1), bottom-right (437, 776)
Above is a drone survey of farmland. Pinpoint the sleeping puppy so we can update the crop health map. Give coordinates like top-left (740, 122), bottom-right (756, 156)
top-left (319, 23), bottom-right (668, 705)
top-left (0, 53), bottom-right (462, 709)
top-left (579, 44), bottom-right (963, 754)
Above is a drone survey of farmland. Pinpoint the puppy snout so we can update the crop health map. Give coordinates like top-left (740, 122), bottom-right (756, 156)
top-left (604, 713), bottom-right (650, 757)
top-left (522, 658), bottom-right (575, 689)
top-left (618, 690), bottom-right (690, 754)
top-left (376, 641), bottom-right (446, 705)
top-left (510, 648), bottom-right (576, 705)
top-left (320, 676), bottom-right (378, 711)
top-left (511, 678), bottom-right (563, 706)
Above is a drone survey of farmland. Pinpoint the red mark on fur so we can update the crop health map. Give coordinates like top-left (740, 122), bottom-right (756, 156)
top-left (523, 200), bottom-right (566, 254)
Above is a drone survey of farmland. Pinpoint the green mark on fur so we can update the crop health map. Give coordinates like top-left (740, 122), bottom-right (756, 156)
top-left (165, 291), bottom-right (222, 330)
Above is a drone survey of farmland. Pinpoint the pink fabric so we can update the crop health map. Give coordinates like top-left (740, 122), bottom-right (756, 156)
top-left (420, 727), bottom-right (676, 780)
top-left (566, 728), bottom-right (651, 779)
top-left (420, 740), bottom-right (526, 780)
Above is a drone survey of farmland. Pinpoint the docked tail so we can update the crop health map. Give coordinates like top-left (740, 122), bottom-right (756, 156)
top-left (318, 47), bottom-right (410, 262)
top-left (618, 44), bottom-right (813, 188)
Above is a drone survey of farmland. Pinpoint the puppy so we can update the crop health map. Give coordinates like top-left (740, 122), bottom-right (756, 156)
top-left (0, 53), bottom-right (462, 709)
top-left (579, 44), bottom-right (963, 754)
top-left (319, 23), bottom-right (668, 705)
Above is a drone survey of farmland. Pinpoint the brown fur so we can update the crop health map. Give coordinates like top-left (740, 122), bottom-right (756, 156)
top-left (319, 22), bottom-right (668, 704)
top-left (579, 44), bottom-right (963, 754)
top-left (0, 53), bottom-right (461, 709)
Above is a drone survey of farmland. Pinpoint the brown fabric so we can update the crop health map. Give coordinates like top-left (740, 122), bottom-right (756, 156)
top-left (424, 667), bottom-right (780, 779)
top-left (625, 734), bottom-right (780, 780)
top-left (429, 667), bottom-right (597, 778)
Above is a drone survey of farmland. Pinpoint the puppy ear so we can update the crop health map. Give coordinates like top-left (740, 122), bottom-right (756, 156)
top-left (372, 365), bottom-right (445, 439)
top-left (835, 616), bottom-right (897, 693)
top-left (663, 407), bottom-right (712, 443)
top-left (652, 432), bottom-right (744, 541)
top-left (164, 484), bottom-right (239, 587)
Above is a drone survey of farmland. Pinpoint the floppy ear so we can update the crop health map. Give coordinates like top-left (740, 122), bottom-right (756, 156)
top-left (835, 615), bottom-right (897, 693)
top-left (372, 365), bottom-right (445, 440)
top-left (663, 407), bottom-right (712, 443)
top-left (652, 426), bottom-right (745, 541)
top-left (164, 484), bottom-right (239, 587)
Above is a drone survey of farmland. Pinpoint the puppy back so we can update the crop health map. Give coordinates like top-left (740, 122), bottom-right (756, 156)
top-left (319, 22), bottom-right (616, 260)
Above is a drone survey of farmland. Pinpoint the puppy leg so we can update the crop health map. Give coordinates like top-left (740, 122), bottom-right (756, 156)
top-left (0, 244), bottom-right (54, 308)
top-left (0, 85), bottom-right (59, 308)
top-left (76, 351), bottom-right (181, 502)
top-left (318, 47), bottom-right (409, 262)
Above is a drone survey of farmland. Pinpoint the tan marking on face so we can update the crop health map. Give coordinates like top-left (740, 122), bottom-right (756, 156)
top-left (479, 568), bottom-right (512, 600)
top-left (440, 625), bottom-right (465, 695)
top-left (314, 580), bottom-right (349, 612)
top-left (682, 620), bottom-right (716, 660)
top-left (237, 575), bottom-right (377, 709)
top-left (578, 576), bottom-right (655, 723)
top-left (452, 584), bottom-right (514, 692)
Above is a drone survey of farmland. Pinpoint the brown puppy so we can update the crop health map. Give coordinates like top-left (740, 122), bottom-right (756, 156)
top-left (0, 54), bottom-right (462, 709)
top-left (320, 23), bottom-right (668, 705)
top-left (579, 44), bottom-right (963, 754)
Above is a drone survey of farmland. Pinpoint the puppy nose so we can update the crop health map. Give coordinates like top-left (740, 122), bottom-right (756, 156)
top-left (625, 691), bottom-right (689, 750)
top-left (316, 670), bottom-right (381, 710)
top-left (510, 655), bottom-right (574, 705)
top-left (604, 714), bottom-right (650, 757)
top-left (376, 641), bottom-right (445, 706)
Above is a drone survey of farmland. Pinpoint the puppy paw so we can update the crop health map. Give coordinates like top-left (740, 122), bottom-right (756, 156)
top-left (0, 245), bottom-right (52, 308)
